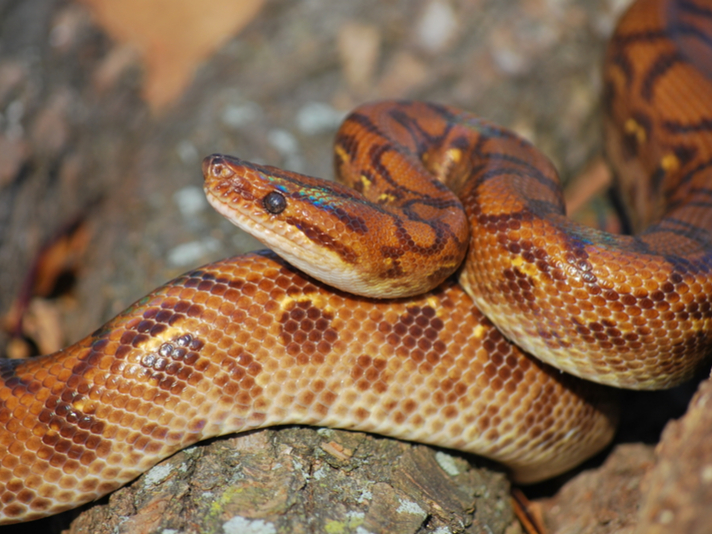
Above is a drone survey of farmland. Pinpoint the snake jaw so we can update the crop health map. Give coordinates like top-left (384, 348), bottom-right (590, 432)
top-left (206, 194), bottom-right (382, 294)
top-left (203, 154), bottom-right (379, 294)
top-left (204, 184), bottom-right (395, 296)
top-left (203, 178), bottom-right (330, 264)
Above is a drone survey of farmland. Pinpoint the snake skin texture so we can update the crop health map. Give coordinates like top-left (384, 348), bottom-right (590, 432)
top-left (0, 0), bottom-right (710, 525)
top-left (206, 0), bottom-right (712, 390)
top-left (465, 0), bottom-right (712, 389)
top-left (0, 253), bottom-right (617, 523)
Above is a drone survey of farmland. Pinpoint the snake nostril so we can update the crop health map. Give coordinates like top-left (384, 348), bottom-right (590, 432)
top-left (202, 155), bottom-right (220, 177)
top-left (202, 154), bottom-right (235, 180)
top-left (263, 191), bottom-right (287, 214)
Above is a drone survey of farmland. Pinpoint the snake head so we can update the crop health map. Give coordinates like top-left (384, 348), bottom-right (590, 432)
top-left (202, 153), bottom-right (387, 294)
top-left (203, 153), bottom-right (468, 298)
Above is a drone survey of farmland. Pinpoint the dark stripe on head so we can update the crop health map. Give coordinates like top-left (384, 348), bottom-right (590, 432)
top-left (641, 52), bottom-right (683, 102)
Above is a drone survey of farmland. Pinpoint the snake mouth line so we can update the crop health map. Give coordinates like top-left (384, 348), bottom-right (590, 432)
top-left (204, 187), bottom-right (372, 292)
top-left (204, 187), bottom-right (311, 254)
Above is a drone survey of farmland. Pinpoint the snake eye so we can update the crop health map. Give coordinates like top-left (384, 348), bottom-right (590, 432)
top-left (263, 191), bottom-right (287, 214)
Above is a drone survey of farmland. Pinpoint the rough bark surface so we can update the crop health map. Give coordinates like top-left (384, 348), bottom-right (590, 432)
top-left (62, 428), bottom-right (512, 534)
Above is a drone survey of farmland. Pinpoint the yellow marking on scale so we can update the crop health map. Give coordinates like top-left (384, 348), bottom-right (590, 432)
top-left (125, 325), bottom-right (191, 353)
top-left (447, 148), bottom-right (463, 163)
top-left (472, 324), bottom-right (486, 339)
top-left (520, 262), bottom-right (539, 279)
top-left (508, 256), bottom-right (539, 283)
top-left (661, 153), bottom-right (679, 172)
top-left (425, 295), bottom-right (444, 315)
top-left (359, 174), bottom-right (372, 192)
top-left (279, 293), bottom-right (331, 314)
top-left (335, 144), bottom-right (350, 165)
top-left (624, 118), bottom-right (646, 144)
top-left (378, 192), bottom-right (396, 203)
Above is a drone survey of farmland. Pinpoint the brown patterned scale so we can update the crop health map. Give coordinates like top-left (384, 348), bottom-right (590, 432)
top-left (0, 252), bottom-right (617, 523)
top-left (2, 0), bottom-right (712, 525)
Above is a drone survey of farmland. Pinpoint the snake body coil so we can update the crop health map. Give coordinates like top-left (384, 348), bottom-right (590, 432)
top-left (1, 0), bottom-right (711, 524)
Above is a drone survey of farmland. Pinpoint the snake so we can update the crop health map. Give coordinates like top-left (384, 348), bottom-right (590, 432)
top-left (1, 0), bottom-right (711, 525)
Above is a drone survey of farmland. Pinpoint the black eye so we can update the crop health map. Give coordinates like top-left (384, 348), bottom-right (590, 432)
top-left (263, 191), bottom-right (287, 214)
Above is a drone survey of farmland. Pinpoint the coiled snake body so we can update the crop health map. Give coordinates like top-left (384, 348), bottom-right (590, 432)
top-left (2, 0), bottom-right (712, 524)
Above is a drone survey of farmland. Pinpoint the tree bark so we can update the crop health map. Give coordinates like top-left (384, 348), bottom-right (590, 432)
top-left (64, 427), bottom-right (513, 534)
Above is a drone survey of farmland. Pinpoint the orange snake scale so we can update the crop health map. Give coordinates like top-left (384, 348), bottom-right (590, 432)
top-left (1, 0), bottom-right (711, 524)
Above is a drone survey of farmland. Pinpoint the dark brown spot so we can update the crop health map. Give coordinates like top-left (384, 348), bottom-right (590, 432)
top-left (279, 300), bottom-right (337, 362)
